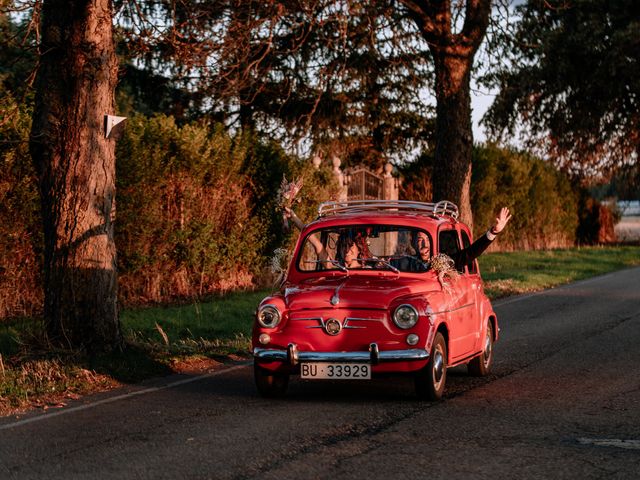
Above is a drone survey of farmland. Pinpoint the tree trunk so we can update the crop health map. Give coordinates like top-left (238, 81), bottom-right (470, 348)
top-left (399, 0), bottom-right (491, 233)
top-left (30, 0), bottom-right (122, 351)
top-left (432, 54), bottom-right (474, 231)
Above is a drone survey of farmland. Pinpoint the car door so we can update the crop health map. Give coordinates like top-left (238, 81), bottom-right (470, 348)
top-left (438, 227), bottom-right (477, 360)
top-left (460, 228), bottom-right (483, 355)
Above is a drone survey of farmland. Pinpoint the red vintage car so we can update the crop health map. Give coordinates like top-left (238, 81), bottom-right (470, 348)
top-left (252, 200), bottom-right (498, 400)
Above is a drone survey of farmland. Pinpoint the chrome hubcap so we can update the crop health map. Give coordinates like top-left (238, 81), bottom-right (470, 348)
top-left (433, 346), bottom-right (444, 386)
top-left (483, 330), bottom-right (492, 366)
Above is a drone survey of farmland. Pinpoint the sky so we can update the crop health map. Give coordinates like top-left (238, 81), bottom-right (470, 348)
top-left (471, 88), bottom-right (495, 143)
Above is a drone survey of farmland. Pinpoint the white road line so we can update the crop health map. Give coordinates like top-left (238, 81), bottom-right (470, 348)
top-left (0, 363), bottom-right (250, 431)
top-left (577, 438), bottom-right (640, 450)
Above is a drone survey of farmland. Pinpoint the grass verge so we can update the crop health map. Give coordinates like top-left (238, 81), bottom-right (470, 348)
top-left (1, 245), bottom-right (639, 415)
top-left (479, 245), bottom-right (640, 298)
top-left (122, 289), bottom-right (269, 356)
top-left (0, 289), bottom-right (270, 416)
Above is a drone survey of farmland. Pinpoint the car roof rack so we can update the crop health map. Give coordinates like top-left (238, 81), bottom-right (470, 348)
top-left (317, 200), bottom-right (459, 219)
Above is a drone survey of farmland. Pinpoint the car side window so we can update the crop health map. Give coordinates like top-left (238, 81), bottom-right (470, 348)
top-left (460, 230), bottom-right (478, 274)
top-left (438, 229), bottom-right (460, 268)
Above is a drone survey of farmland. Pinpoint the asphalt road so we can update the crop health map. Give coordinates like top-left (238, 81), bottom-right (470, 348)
top-left (2, 267), bottom-right (640, 479)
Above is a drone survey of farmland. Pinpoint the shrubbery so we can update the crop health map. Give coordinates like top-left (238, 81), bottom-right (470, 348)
top-left (116, 115), bottom-right (264, 302)
top-left (116, 115), bottom-right (338, 304)
top-left (400, 144), bottom-right (579, 251)
top-left (472, 144), bottom-right (579, 250)
top-left (0, 87), bottom-right (41, 320)
top-left (0, 109), bottom-right (611, 320)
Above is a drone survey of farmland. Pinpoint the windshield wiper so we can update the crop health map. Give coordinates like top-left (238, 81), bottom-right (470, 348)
top-left (328, 259), bottom-right (348, 272)
top-left (303, 259), bottom-right (348, 272)
top-left (359, 257), bottom-right (400, 273)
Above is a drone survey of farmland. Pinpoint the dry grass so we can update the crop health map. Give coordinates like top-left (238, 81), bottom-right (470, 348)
top-left (482, 278), bottom-right (540, 298)
top-left (0, 354), bottom-right (119, 416)
top-left (0, 333), bottom-right (251, 416)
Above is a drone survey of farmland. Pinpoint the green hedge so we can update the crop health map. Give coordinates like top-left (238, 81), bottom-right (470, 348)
top-left (116, 115), bottom-right (338, 304)
top-left (472, 144), bottom-right (578, 250)
top-left (116, 115), bottom-right (265, 302)
top-left (400, 144), bottom-right (579, 250)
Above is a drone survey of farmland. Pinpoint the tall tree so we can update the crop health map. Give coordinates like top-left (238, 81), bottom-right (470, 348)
top-left (399, 0), bottom-right (492, 228)
top-left (116, 0), bottom-right (433, 168)
top-left (30, 0), bottom-right (122, 351)
top-left (484, 0), bottom-right (640, 176)
top-left (303, 1), bottom-right (433, 169)
top-left (117, 0), bottom-right (490, 212)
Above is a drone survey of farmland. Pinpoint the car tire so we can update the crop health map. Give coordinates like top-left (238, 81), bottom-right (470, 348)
top-left (415, 332), bottom-right (447, 400)
top-left (468, 321), bottom-right (494, 377)
top-left (254, 363), bottom-right (289, 398)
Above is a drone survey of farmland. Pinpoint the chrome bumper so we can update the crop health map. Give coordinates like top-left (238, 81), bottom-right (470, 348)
top-left (253, 342), bottom-right (429, 367)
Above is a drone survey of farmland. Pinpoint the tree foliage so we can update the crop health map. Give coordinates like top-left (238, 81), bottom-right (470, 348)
top-left (0, 0), bottom-right (38, 98)
top-left (472, 144), bottom-right (578, 250)
top-left (484, 0), bottom-right (640, 176)
top-left (116, 0), bottom-right (499, 228)
top-left (115, 0), bottom-right (434, 167)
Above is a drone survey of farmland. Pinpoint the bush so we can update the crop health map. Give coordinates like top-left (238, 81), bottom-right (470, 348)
top-left (472, 144), bottom-right (578, 250)
top-left (115, 116), bottom-right (340, 304)
top-left (398, 152), bottom-right (433, 202)
top-left (242, 139), bottom-right (340, 253)
top-left (575, 191), bottom-right (618, 245)
top-left (398, 144), bottom-right (579, 250)
top-left (116, 116), bottom-right (264, 302)
top-left (0, 86), bottom-right (42, 319)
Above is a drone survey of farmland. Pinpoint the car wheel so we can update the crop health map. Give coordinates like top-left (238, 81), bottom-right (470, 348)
top-left (254, 362), bottom-right (289, 398)
top-left (468, 321), bottom-right (494, 376)
top-left (415, 332), bottom-right (447, 400)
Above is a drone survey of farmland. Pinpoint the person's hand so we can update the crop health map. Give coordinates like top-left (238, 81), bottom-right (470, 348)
top-left (492, 207), bottom-right (512, 234)
top-left (283, 206), bottom-right (304, 231)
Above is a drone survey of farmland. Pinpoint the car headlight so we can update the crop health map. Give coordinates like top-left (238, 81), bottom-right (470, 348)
top-left (393, 304), bottom-right (419, 329)
top-left (257, 304), bottom-right (281, 328)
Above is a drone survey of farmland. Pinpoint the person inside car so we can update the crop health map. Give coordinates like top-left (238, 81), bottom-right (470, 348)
top-left (398, 207), bottom-right (512, 272)
top-left (284, 207), bottom-right (365, 269)
top-left (335, 233), bottom-right (364, 268)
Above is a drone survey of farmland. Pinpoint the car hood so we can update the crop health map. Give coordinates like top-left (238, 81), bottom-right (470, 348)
top-left (283, 274), bottom-right (442, 311)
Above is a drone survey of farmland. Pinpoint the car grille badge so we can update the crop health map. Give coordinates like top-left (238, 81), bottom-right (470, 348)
top-left (324, 318), bottom-right (342, 336)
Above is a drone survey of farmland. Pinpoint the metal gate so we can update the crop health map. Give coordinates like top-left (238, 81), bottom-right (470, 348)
top-left (346, 167), bottom-right (383, 200)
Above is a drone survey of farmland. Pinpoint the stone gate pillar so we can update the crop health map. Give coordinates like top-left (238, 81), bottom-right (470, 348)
top-left (383, 163), bottom-right (399, 201)
top-left (332, 155), bottom-right (348, 202)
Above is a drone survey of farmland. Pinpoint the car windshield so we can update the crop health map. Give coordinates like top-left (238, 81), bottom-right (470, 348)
top-left (297, 225), bottom-right (433, 273)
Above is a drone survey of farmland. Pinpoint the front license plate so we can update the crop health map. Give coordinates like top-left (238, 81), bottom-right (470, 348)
top-left (300, 363), bottom-right (371, 380)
